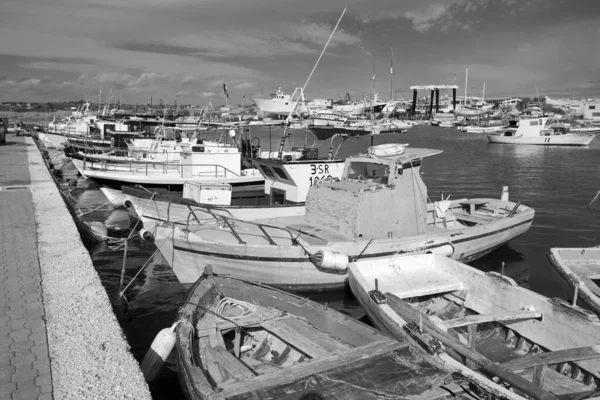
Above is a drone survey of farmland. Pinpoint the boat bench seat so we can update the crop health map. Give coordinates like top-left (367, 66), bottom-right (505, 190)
top-left (386, 266), bottom-right (466, 299)
top-left (454, 212), bottom-right (497, 225)
top-left (261, 318), bottom-right (349, 358)
top-left (206, 345), bottom-right (256, 385)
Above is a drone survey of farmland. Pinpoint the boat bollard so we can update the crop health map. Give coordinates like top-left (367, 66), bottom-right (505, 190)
top-left (501, 186), bottom-right (509, 201)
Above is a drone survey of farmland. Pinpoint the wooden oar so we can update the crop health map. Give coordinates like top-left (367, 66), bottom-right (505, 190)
top-left (385, 293), bottom-right (559, 400)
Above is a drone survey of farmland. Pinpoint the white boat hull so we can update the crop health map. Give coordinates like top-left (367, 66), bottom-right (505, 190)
top-left (487, 133), bottom-right (597, 146)
top-left (71, 158), bottom-right (264, 187)
top-left (122, 188), bottom-right (305, 232)
top-left (548, 247), bottom-right (600, 316)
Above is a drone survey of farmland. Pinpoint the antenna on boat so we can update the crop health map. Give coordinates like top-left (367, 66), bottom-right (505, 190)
top-left (276, 8), bottom-right (347, 160)
top-left (390, 48), bottom-right (394, 102)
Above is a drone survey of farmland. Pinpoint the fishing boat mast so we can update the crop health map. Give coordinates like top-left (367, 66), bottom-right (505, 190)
top-left (276, 8), bottom-right (347, 160)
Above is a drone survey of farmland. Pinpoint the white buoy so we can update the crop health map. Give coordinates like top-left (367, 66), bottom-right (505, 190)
top-left (501, 186), bottom-right (509, 202)
top-left (140, 229), bottom-right (153, 241)
top-left (140, 322), bottom-right (178, 382)
top-left (429, 244), bottom-right (454, 257)
top-left (310, 250), bottom-right (349, 272)
top-left (228, 129), bottom-right (236, 138)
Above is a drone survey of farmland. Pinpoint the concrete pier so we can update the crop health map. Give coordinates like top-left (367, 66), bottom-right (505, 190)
top-left (0, 135), bottom-right (151, 399)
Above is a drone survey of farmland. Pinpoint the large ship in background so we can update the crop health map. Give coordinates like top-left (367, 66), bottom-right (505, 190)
top-left (252, 87), bottom-right (311, 118)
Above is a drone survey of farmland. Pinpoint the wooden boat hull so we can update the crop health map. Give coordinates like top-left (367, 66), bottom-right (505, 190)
top-left (175, 270), bottom-right (486, 400)
top-left (349, 254), bottom-right (600, 396)
top-left (487, 133), bottom-right (597, 146)
top-left (548, 247), bottom-right (600, 316)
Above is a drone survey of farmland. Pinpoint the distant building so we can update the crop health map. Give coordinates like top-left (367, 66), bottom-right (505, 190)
top-left (583, 102), bottom-right (600, 121)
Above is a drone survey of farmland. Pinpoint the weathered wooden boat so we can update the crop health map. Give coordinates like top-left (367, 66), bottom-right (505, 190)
top-left (349, 253), bottom-right (600, 400)
top-left (548, 247), bottom-right (600, 316)
top-left (175, 267), bottom-right (517, 400)
top-left (153, 144), bottom-right (534, 289)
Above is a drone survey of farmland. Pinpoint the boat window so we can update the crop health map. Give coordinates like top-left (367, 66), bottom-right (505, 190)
top-left (590, 105), bottom-right (596, 110)
top-left (347, 162), bottom-right (390, 183)
top-left (271, 188), bottom-right (286, 205)
top-left (258, 164), bottom-right (275, 178)
top-left (530, 120), bottom-right (539, 126)
top-left (272, 167), bottom-right (289, 180)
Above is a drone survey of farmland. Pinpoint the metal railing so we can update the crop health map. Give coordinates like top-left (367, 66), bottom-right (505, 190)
top-left (175, 208), bottom-right (299, 246)
top-left (81, 157), bottom-right (243, 178)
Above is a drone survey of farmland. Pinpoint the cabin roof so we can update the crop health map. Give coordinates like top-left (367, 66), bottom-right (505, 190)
top-left (350, 148), bottom-right (443, 165)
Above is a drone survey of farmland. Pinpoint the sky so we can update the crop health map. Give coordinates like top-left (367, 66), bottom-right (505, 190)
top-left (1, 0), bottom-right (599, 104)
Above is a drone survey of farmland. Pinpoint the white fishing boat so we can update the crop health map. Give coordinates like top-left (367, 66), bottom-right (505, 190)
top-left (152, 144), bottom-right (534, 289)
top-left (349, 253), bottom-right (600, 399)
top-left (488, 117), bottom-right (597, 146)
top-left (570, 125), bottom-right (600, 134)
top-left (72, 139), bottom-right (264, 191)
top-left (252, 87), bottom-right (309, 118)
top-left (548, 247), bottom-right (600, 316)
top-left (465, 125), bottom-right (505, 134)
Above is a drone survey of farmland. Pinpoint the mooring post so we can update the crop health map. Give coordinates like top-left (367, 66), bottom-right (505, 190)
top-left (572, 283), bottom-right (579, 306)
top-left (501, 261), bottom-right (505, 276)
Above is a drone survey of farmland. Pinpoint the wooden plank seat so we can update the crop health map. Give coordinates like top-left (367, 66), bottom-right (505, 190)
top-left (387, 267), bottom-right (466, 300)
top-left (205, 345), bottom-right (256, 386)
top-left (441, 312), bottom-right (543, 329)
top-left (261, 319), bottom-right (334, 358)
top-left (453, 212), bottom-right (498, 224)
top-left (501, 346), bottom-right (600, 371)
top-left (220, 340), bottom-right (405, 398)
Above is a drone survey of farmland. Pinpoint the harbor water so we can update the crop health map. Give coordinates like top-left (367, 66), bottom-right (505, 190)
top-left (64, 125), bottom-right (600, 398)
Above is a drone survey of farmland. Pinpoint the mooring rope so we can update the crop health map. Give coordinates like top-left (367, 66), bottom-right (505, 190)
top-left (118, 228), bottom-right (173, 299)
top-left (125, 191), bottom-right (156, 241)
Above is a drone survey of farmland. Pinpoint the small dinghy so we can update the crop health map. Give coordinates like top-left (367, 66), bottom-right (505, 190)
top-left (349, 254), bottom-right (600, 400)
top-left (174, 267), bottom-right (516, 399)
top-left (548, 247), bottom-right (600, 316)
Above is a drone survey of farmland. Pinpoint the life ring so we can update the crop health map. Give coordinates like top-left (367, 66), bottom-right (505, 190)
top-left (368, 143), bottom-right (407, 158)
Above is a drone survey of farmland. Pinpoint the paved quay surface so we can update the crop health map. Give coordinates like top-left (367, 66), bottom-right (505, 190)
top-left (0, 136), bottom-right (52, 400)
top-left (0, 134), bottom-right (151, 400)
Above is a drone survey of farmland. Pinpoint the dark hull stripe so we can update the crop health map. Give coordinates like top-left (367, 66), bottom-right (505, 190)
top-left (451, 218), bottom-right (533, 244)
top-left (172, 217), bottom-right (533, 262)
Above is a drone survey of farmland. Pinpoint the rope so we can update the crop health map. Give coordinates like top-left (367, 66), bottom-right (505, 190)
top-left (125, 192), bottom-right (156, 241)
top-left (118, 228), bottom-right (172, 299)
top-left (77, 199), bottom-right (114, 216)
top-left (215, 298), bottom-right (257, 320)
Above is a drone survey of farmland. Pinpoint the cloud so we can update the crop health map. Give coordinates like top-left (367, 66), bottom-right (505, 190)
top-left (201, 92), bottom-right (216, 98)
top-left (404, 3), bottom-right (451, 32)
top-left (285, 23), bottom-right (360, 47)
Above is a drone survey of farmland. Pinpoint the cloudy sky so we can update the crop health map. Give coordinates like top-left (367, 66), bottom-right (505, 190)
top-left (1, 0), bottom-right (599, 104)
